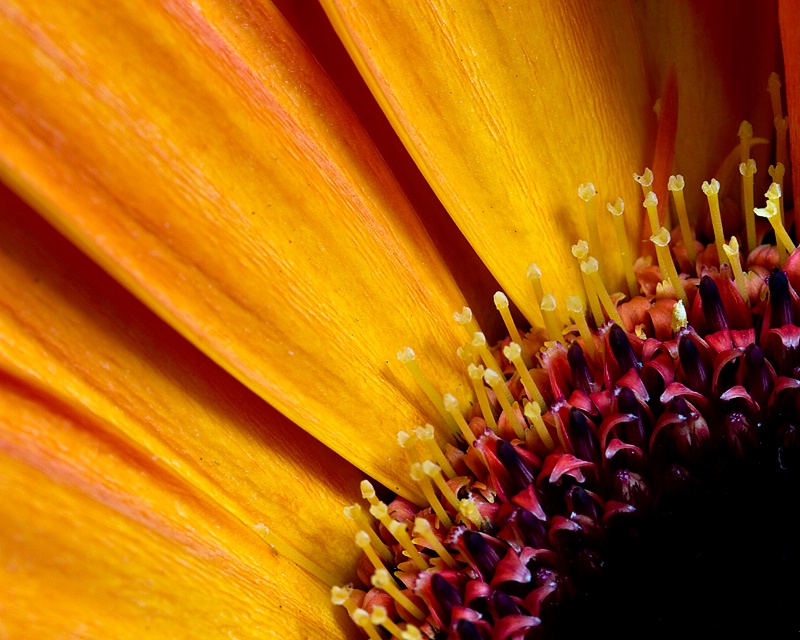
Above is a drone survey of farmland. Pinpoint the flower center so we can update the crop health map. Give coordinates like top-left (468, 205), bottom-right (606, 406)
top-left (333, 72), bottom-right (796, 640)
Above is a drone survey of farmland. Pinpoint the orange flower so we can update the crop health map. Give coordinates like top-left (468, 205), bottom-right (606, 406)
top-left (0, 0), bottom-right (795, 637)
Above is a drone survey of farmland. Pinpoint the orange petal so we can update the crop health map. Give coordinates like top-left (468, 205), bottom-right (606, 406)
top-left (0, 185), bottom-right (361, 584)
top-left (0, 0), bottom-right (472, 498)
top-left (0, 376), bottom-right (350, 638)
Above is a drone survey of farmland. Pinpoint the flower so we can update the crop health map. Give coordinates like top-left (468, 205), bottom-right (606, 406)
top-left (0, 0), bottom-right (795, 638)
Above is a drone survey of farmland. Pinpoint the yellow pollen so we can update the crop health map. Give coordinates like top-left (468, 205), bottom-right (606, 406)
top-left (768, 163), bottom-right (786, 225)
top-left (471, 331), bottom-right (504, 376)
top-left (483, 368), bottom-right (525, 438)
top-left (468, 363), bottom-right (498, 432)
top-left (565, 296), bottom-right (596, 357)
top-left (415, 424), bottom-right (457, 479)
top-left (397, 347), bottom-right (458, 433)
top-left (541, 293), bottom-right (566, 344)
top-left (572, 240), bottom-right (604, 327)
top-left (503, 342), bottom-right (546, 410)
top-left (422, 460), bottom-right (461, 510)
top-left (371, 568), bottom-right (426, 620)
top-left (651, 227), bottom-right (688, 307)
top-left (756, 199), bottom-right (795, 260)
top-left (671, 300), bottom-right (688, 333)
top-left (413, 517), bottom-right (458, 568)
top-left (643, 190), bottom-right (660, 237)
top-left (526, 263), bottom-right (545, 313)
top-left (331, 585), bottom-right (353, 607)
top-left (634, 167), bottom-right (654, 197)
top-left (344, 503), bottom-right (393, 561)
top-left (581, 256), bottom-right (623, 326)
top-left (723, 236), bottom-right (749, 303)
top-left (493, 291), bottom-right (533, 367)
top-left (360, 479), bottom-right (379, 507)
top-left (453, 306), bottom-right (481, 336)
top-left (370, 605), bottom-right (421, 640)
top-left (370, 503), bottom-right (428, 571)
top-left (606, 197), bottom-right (638, 296)
top-left (667, 175), bottom-right (697, 263)
top-left (578, 182), bottom-right (602, 262)
top-left (355, 530), bottom-right (388, 572)
top-left (459, 497), bottom-right (486, 528)
top-left (701, 179), bottom-right (727, 265)
top-left (523, 398), bottom-right (555, 450)
top-left (410, 462), bottom-right (452, 528)
top-left (350, 607), bottom-right (382, 640)
top-left (443, 393), bottom-right (475, 445)
top-left (738, 160), bottom-right (758, 253)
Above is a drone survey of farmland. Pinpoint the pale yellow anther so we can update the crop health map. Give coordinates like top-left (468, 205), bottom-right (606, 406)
top-left (370, 606), bottom-right (420, 640)
top-left (526, 263), bottom-right (544, 316)
top-left (383, 515), bottom-right (428, 571)
top-left (410, 462), bottom-right (452, 527)
top-left (738, 120), bottom-right (754, 162)
top-left (581, 256), bottom-right (623, 326)
top-left (360, 480), bottom-right (378, 506)
top-left (668, 175), bottom-right (685, 191)
top-left (643, 190), bottom-right (660, 236)
top-left (344, 503), bottom-right (393, 561)
top-left (667, 175), bottom-right (697, 264)
top-left (607, 197), bottom-right (638, 297)
top-left (739, 160), bottom-right (758, 252)
top-left (541, 293), bottom-right (567, 344)
top-left (579, 182), bottom-right (602, 260)
top-left (503, 342), bottom-right (546, 410)
top-left (471, 331), bottom-right (503, 376)
top-left (352, 607), bottom-right (382, 640)
top-left (443, 393), bottom-right (475, 445)
top-left (671, 300), bottom-right (688, 334)
top-left (769, 72), bottom-right (783, 118)
top-left (578, 182), bottom-right (597, 202)
top-left (398, 346), bottom-right (458, 434)
top-left (453, 306), bottom-right (481, 337)
top-left (457, 341), bottom-right (477, 368)
top-left (571, 240), bottom-right (589, 261)
top-left (467, 363), bottom-right (497, 432)
top-left (523, 398), bottom-right (555, 450)
top-left (397, 430), bottom-right (416, 449)
top-left (493, 291), bottom-right (532, 367)
top-left (331, 585), bottom-right (353, 606)
top-left (422, 460), bottom-right (461, 510)
top-left (415, 424), bottom-right (457, 479)
top-left (413, 517), bottom-right (458, 568)
top-left (459, 498), bottom-right (485, 528)
top-left (566, 296), bottom-right (596, 357)
top-left (723, 236), bottom-right (749, 303)
top-left (371, 569), bottom-right (426, 620)
top-left (650, 227), bottom-right (688, 307)
top-left (756, 200), bottom-right (795, 259)
top-left (402, 627), bottom-right (423, 640)
top-left (355, 530), bottom-right (387, 572)
top-left (634, 167), bottom-right (654, 191)
top-left (702, 179), bottom-right (727, 265)
top-left (483, 368), bottom-right (525, 438)
top-left (769, 164), bottom-right (787, 228)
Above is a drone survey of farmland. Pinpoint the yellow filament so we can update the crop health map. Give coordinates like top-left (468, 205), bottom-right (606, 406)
top-left (355, 530), bottom-right (387, 572)
top-left (768, 73), bottom-right (788, 169)
top-left (738, 121), bottom-right (754, 163)
top-left (371, 568), bottom-right (426, 620)
top-left (581, 257), bottom-right (623, 326)
top-left (523, 399), bottom-right (555, 450)
top-left (565, 296), bottom-right (596, 357)
top-left (503, 342), bottom-right (546, 409)
top-left (397, 347), bottom-right (458, 433)
top-left (723, 237), bottom-right (749, 303)
top-left (347, 606), bottom-right (382, 640)
top-left (415, 424), bottom-right (457, 479)
top-left (526, 263), bottom-right (544, 310)
top-left (443, 393), bottom-right (475, 445)
top-left (483, 369), bottom-right (525, 438)
top-left (768, 163), bottom-right (786, 225)
top-left (541, 294), bottom-right (566, 344)
top-left (651, 227), bottom-right (688, 306)
top-left (360, 480), bottom-right (380, 507)
top-left (370, 605), bottom-right (421, 640)
top-left (671, 300), bottom-right (688, 333)
top-left (453, 306), bottom-right (481, 337)
top-left (572, 240), bottom-right (604, 327)
top-left (667, 175), bottom-right (697, 263)
top-left (776, 118), bottom-right (789, 175)
top-left (371, 502), bottom-right (428, 571)
top-left (410, 463), bottom-right (452, 528)
top-left (494, 291), bottom-right (533, 367)
top-left (769, 72), bottom-right (784, 119)
top-left (739, 160), bottom-right (758, 253)
top-left (702, 179), bottom-right (727, 265)
top-left (472, 331), bottom-right (503, 376)
top-left (643, 190), bottom-right (660, 237)
top-left (344, 504), bottom-right (393, 561)
top-left (423, 460), bottom-right (461, 510)
top-left (578, 183), bottom-right (602, 261)
top-left (607, 197), bottom-right (638, 296)
top-left (413, 517), bottom-right (458, 568)
top-left (459, 498), bottom-right (486, 528)
top-left (756, 199), bottom-right (794, 261)
top-left (468, 364), bottom-right (497, 432)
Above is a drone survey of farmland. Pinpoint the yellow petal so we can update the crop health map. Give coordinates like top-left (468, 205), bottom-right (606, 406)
top-left (0, 0), bottom-right (472, 497)
top-left (0, 378), bottom-right (350, 638)
top-left (0, 186), bottom-right (361, 584)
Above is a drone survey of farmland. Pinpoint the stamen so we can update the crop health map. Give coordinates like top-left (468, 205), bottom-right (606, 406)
top-left (397, 430), bottom-right (420, 465)
top-left (738, 120), bottom-right (754, 163)
top-left (370, 605), bottom-right (422, 640)
top-left (471, 331), bottom-right (503, 375)
top-left (344, 503), bottom-right (393, 561)
top-left (572, 240), bottom-right (604, 327)
top-left (738, 160), bottom-right (758, 253)
top-left (667, 175), bottom-right (698, 263)
top-left (413, 517), bottom-right (458, 568)
top-left (701, 179), bottom-right (727, 265)
top-left (503, 342), bottom-right (546, 409)
top-left (415, 424), bottom-right (457, 479)
top-left (483, 368), bottom-right (525, 438)
top-left (493, 291), bottom-right (533, 367)
top-left (756, 199), bottom-right (795, 261)
top-left (468, 363), bottom-right (498, 431)
top-left (768, 72), bottom-right (788, 168)
top-left (345, 603), bottom-right (382, 640)
top-left (397, 347), bottom-right (458, 432)
top-left (650, 227), bottom-right (689, 306)
top-left (371, 568), bottom-right (426, 620)
top-left (723, 237), bottom-right (749, 302)
top-left (360, 479), bottom-right (380, 507)
top-left (642, 183), bottom-right (660, 235)
top-left (458, 497), bottom-right (486, 528)
top-left (607, 197), bottom-right (639, 296)
top-left (769, 72), bottom-right (784, 120)
top-left (541, 294), bottom-right (566, 344)
top-left (443, 393), bottom-right (475, 445)
top-left (768, 163), bottom-right (786, 225)
top-left (526, 262), bottom-right (545, 314)
top-left (578, 183), bottom-right (603, 262)
top-left (355, 530), bottom-right (387, 572)
top-left (457, 341), bottom-right (476, 367)
top-left (371, 501), bottom-right (429, 570)
top-left (566, 295), bottom-right (596, 357)
top-left (775, 118), bottom-right (789, 176)
top-left (453, 306), bottom-right (481, 336)
top-left (581, 256), bottom-right (623, 326)
top-left (422, 460), bottom-right (461, 510)
top-left (523, 399), bottom-right (556, 450)
top-left (634, 167), bottom-right (654, 199)
top-left (671, 300), bottom-right (688, 333)
top-left (410, 462), bottom-right (452, 528)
